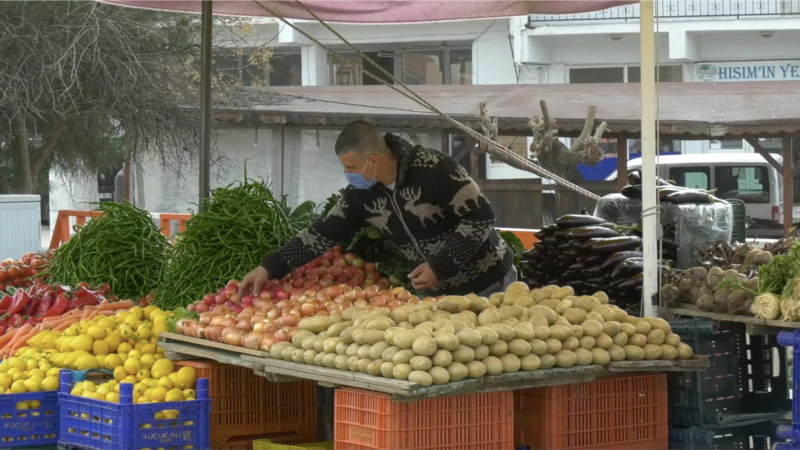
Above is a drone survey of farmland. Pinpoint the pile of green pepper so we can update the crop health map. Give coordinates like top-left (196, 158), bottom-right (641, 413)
top-left (45, 201), bottom-right (169, 300)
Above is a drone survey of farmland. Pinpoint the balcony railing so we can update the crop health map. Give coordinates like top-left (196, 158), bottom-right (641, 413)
top-left (528, 0), bottom-right (800, 23)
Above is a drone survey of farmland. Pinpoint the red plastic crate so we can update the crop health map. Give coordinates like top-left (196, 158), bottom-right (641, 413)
top-left (335, 388), bottom-right (513, 450)
top-left (175, 360), bottom-right (317, 447)
top-left (515, 373), bottom-right (668, 450)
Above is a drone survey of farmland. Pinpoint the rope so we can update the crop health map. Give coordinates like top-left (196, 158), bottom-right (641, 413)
top-left (250, 0), bottom-right (601, 201)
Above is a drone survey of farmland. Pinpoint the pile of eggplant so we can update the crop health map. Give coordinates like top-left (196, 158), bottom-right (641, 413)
top-left (621, 172), bottom-right (717, 204)
top-left (521, 214), bottom-right (644, 311)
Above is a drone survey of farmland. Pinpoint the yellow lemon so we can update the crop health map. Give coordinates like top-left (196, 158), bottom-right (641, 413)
top-left (92, 392), bottom-right (106, 401)
top-left (153, 314), bottom-right (167, 326)
top-left (41, 376), bottom-right (59, 391)
top-left (123, 358), bottom-right (141, 375)
top-left (105, 392), bottom-right (120, 403)
top-left (23, 378), bottom-right (42, 392)
top-left (86, 326), bottom-right (107, 340)
top-left (138, 327), bottom-right (152, 341)
top-left (116, 312), bottom-right (131, 324)
top-left (113, 366), bottom-right (128, 382)
top-left (96, 354), bottom-right (107, 367)
top-left (148, 379), bottom-right (160, 389)
top-left (7, 358), bottom-right (26, 371)
top-left (105, 354), bottom-right (123, 370)
top-left (177, 367), bottom-right (196, 389)
top-left (117, 342), bottom-right (133, 354)
top-left (96, 385), bottom-right (111, 396)
top-left (46, 367), bottom-right (61, 378)
top-left (70, 335), bottom-right (93, 353)
top-left (140, 354), bottom-right (156, 369)
top-left (149, 387), bottom-right (167, 402)
top-left (124, 315), bottom-right (141, 330)
top-left (98, 317), bottom-right (116, 329)
top-left (130, 306), bottom-right (145, 321)
top-left (155, 411), bottom-right (165, 420)
top-left (104, 333), bottom-right (123, 352)
top-left (28, 369), bottom-right (45, 379)
top-left (15, 401), bottom-right (29, 410)
top-left (123, 375), bottom-right (137, 384)
top-left (0, 374), bottom-right (11, 390)
top-left (82, 381), bottom-right (97, 392)
top-left (82, 390), bottom-right (95, 399)
top-left (74, 355), bottom-right (100, 371)
top-left (151, 359), bottom-right (174, 379)
top-left (151, 324), bottom-right (167, 337)
top-left (144, 388), bottom-right (153, 397)
top-left (25, 359), bottom-right (38, 370)
top-left (168, 373), bottom-right (181, 388)
top-left (113, 384), bottom-right (120, 394)
top-left (63, 327), bottom-right (79, 337)
top-left (137, 396), bottom-right (150, 404)
top-left (133, 382), bottom-right (149, 396)
top-left (92, 340), bottom-right (109, 356)
top-left (136, 368), bottom-right (151, 382)
top-left (29, 400), bottom-right (41, 408)
top-left (70, 385), bottom-right (84, 396)
top-left (0, 387), bottom-right (5, 394)
top-left (127, 349), bottom-right (142, 361)
top-left (165, 388), bottom-right (184, 402)
top-left (163, 409), bottom-right (179, 420)
top-left (182, 389), bottom-right (196, 400)
top-left (157, 377), bottom-right (174, 390)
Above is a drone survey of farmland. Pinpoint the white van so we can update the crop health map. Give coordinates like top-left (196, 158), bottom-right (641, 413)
top-left (605, 153), bottom-right (792, 237)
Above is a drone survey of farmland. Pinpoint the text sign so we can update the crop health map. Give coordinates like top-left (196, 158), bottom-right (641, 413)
top-left (696, 61), bottom-right (800, 82)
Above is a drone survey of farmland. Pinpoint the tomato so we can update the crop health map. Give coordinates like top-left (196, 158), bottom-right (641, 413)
top-left (11, 278), bottom-right (24, 287)
top-left (23, 267), bottom-right (36, 278)
top-left (0, 283), bottom-right (5, 292)
top-left (0, 270), bottom-right (7, 282)
top-left (7, 267), bottom-right (21, 279)
top-left (21, 257), bottom-right (31, 265)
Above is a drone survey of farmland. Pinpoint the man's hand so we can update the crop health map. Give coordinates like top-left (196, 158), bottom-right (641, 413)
top-left (408, 263), bottom-right (438, 291)
top-left (239, 266), bottom-right (270, 297)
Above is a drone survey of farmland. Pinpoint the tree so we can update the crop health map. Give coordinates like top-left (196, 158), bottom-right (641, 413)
top-left (0, 1), bottom-right (209, 194)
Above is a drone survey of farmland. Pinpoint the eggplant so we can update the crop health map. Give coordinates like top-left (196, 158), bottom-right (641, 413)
top-left (586, 265), bottom-right (606, 277)
top-left (610, 257), bottom-right (644, 279)
top-left (534, 229), bottom-right (550, 241)
top-left (657, 187), bottom-right (685, 200)
top-left (621, 185), bottom-right (642, 199)
top-left (662, 190), bottom-right (712, 204)
top-left (568, 262), bottom-right (584, 272)
top-left (600, 251), bottom-right (643, 272)
top-left (628, 171), bottom-right (642, 186)
top-left (562, 271), bottom-right (581, 281)
top-left (619, 273), bottom-right (644, 290)
top-left (585, 255), bottom-right (605, 266)
top-left (557, 226), bottom-right (620, 241)
top-left (571, 281), bottom-right (587, 294)
top-left (582, 236), bottom-right (642, 255)
top-left (555, 214), bottom-right (606, 230)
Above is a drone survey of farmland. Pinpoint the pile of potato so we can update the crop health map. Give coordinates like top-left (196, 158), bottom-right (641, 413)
top-left (269, 282), bottom-right (695, 387)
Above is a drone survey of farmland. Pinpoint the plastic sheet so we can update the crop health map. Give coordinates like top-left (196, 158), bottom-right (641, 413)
top-left (594, 193), bottom-right (733, 269)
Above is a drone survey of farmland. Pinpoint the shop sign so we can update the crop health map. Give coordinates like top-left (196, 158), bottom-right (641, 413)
top-left (696, 61), bottom-right (800, 82)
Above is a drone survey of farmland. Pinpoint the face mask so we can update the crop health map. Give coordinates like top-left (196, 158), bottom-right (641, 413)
top-left (345, 158), bottom-right (378, 189)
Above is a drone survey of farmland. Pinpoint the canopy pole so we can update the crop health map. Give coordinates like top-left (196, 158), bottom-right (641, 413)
top-left (199, 0), bottom-right (213, 203)
top-left (640, 0), bottom-right (657, 318)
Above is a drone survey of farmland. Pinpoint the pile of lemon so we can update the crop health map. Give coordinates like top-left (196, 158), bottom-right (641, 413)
top-left (0, 305), bottom-right (197, 405)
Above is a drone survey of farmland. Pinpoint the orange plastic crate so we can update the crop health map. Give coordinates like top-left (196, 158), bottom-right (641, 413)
top-left (335, 388), bottom-right (513, 450)
top-left (514, 373), bottom-right (668, 450)
top-left (175, 360), bottom-right (317, 447)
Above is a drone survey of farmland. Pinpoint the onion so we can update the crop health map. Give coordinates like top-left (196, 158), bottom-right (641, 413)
top-left (204, 324), bottom-right (224, 342)
top-left (242, 331), bottom-right (263, 350)
top-left (274, 329), bottom-right (290, 342)
top-left (287, 328), bottom-right (299, 340)
top-left (176, 318), bottom-right (190, 335)
top-left (364, 285), bottom-right (380, 300)
top-left (260, 334), bottom-right (278, 351)
top-left (195, 303), bottom-right (209, 313)
top-left (276, 300), bottom-right (291, 310)
top-left (352, 288), bottom-right (366, 301)
top-left (236, 319), bottom-right (253, 332)
top-left (215, 305), bottom-right (232, 315)
top-left (223, 329), bottom-right (243, 346)
top-left (371, 296), bottom-right (387, 307)
top-left (354, 299), bottom-right (368, 308)
top-left (300, 302), bottom-right (319, 316)
top-left (263, 321), bottom-right (281, 334)
top-left (222, 317), bottom-right (238, 328)
top-left (267, 308), bottom-right (281, 319)
top-left (254, 299), bottom-right (272, 310)
top-left (280, 313), bottom-right (301, 327)
top-left (397, 290), bottom-right (412, 302)
top-left (252, 321), bottom-right (266, 333)
top-left (328, 286), bottom-right (342, 299)
top-left (199, 312), bottom-right (218, 326)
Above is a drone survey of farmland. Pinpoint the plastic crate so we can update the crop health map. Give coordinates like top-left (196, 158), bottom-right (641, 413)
top-left (253, 440), bottom-right (333, 450)
top-left (0, 390), bottom-right (59, 449)
top-left (175, 360), bottom-right (317, 446)
top-left (56, 370), bottom-right (210, 450)
top-left (668, 319), bottom-right (790, 426)
top-left (335, 388), bottom-right (513, 450)
top-left (778, 330), bottom-right (800, 443)
top-left (212, 434), bottom-right (325, 450)
top-left (514, 373), bottom-right (668, 450)
top-left (669, 421), bottom-right (783, 450)
top-left (728, 199), bottom-right (746, 244)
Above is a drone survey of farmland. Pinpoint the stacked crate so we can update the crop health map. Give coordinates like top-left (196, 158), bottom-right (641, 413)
top-left (667, 319), bottom-right (790, 450)
top-left (775, 330), bottom-right (800, 450)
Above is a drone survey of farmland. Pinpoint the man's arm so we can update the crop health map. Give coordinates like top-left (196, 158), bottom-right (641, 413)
top-left (427, 156), bottom-right (496, 282)
top-left (261, 189), bottom-right (363, 279)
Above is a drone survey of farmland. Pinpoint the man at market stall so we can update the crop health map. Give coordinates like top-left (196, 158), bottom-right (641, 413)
top-left (239, 120), bottom-right (515, 297)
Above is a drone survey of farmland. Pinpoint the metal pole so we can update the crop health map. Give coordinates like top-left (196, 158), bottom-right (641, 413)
top-left (199, 0), bottom-right (213, 203)
top-left (783, 137), bottom-right (794, 235)
top-left (640, 0), bottom-right (657, 318)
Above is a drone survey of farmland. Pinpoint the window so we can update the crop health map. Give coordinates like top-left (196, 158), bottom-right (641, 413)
top-left (669, 167), bottom-right (710, 190)
top-left (212, 49), bottom-right (302, 87)
top-left (448, 49), bottom-right (473, 85)
top-left (568, 65), bottom-right (683, 84)
top-left (331, 52), bottom-right (394, 86)
top-left (268, 53), bottom-right (302, 86)
top-left (628, 65), bottom-right (684, 82)
top-left (331, 45), bottom-right (472, 86)
top-left (710, 139), bottom-right (744, 150)
top-left (715, 166), bottom-right (770, 203)
top-left (403, 50), bottom-right (445, 85)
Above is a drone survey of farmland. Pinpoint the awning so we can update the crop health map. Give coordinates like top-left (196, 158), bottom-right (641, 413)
top-left (98, 0), bottom-right (637, 23)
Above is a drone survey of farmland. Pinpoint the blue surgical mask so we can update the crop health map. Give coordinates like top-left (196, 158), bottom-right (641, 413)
top-left (345, 159), bottom-right (378, 189)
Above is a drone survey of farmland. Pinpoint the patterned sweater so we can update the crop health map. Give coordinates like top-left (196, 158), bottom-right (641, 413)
top-left (261, 133), bottom-right (513, 296)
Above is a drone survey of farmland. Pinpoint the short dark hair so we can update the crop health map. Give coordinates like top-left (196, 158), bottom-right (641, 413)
top-left (335, 120), bottom-right (386, 156)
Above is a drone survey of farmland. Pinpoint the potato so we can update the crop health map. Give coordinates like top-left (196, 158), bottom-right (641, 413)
top-left (623, 345), bottom-right (646, 361)
top-left (555, 299), bottom-right (574, 314)
top-left (579, 336), bottom-right (596, 350)
top-left (382, 346), bottom-right (400, 361)
top-left (529, 339), bottom-right (548, 355)
top-left (445, 362), bottom-right (468, 381)
top-left (313, 338), bottom-right (326, 353)
top-left (453, 345), bottom-right (476, 363)
top-left (591, 305), bottom-right (617, 322)
top-left (366, 318), bottom-right (393, 331)
top-left (593, 292), bottom-right (609, 304)
top-left (345, 343), bottom-right (360, 358)
top-left (380, 361), bottom-right (395, 378)
top-left (408, 311), bottom-right (431, 326)
top-left (499, 305), bottom-right (525, 321)
top-left (505, 281), bottom-right (530, 296)
top-left (466, 361), bottom-right (487, 378)
top-left (645, 317), bottom-right (672, 334)
top-left (574, 296), bottom-right (601, 312)
top-left (585, 311), bottom-right (606, 323)
top-left (364, 330), bottom-right (386, 345)
top-left (533, 326), bottom-right (551, 340)
top-left (528, 306), bottom-right (558, 326)
top-left (554, 350), bottom-right (577, 368)
top-left (538, 299), bottom-right (561, 310)
top-left (302, 336), bottom-right (318, 351)
top-left (574, 348), bottom-right (593, 366)
top-left (569, 325), bottom-right (584, 339)
top-left (392, 364), bottom-right (413, 380)
top-left (629, 334), bottom-right (647, 347)
top-left (368, 342), bottom-right (390, 360)
top-left (393, 330), bottom-right (421, 349)
top-left (357, 345), bottom-right (372, 359)
top-left (366, 359), bottom-right (384, 376)
top-left (552, 286), bottom-right (575, 300)
top-left (545, 338), bottom-right (562, 354)
top-left (297, 316), bottom-right (332, 334)
top-left (391, 306), bottom-right (413, 324)
top-left (608, 345), bottom-right (626, 361)
top-left (676, 343), bottom-right (694, 359)
top-left (562, 336), bottom-right (579, 351)
top-left (634, 321), bottom-right (652, 335)
top-left (489, 340), bottom-right (509, 357)
top-left (415, 323), bottom-right (434, 335)
top-left (619, 323), bottom-right (636, 337)
top-left (431, 349), bottom-right (453, 367)
top-left (549, 325), bottom-right (571, 341)
top-left (436, 295), bottom-right (471, 313)
top-left (590, 347), bottom-right (611, 365)
top-left (647, 329), bottom-right (666, 345)
top-left (554, 316), bottom-right (572, 327)
top-left (489, 324), bottom-right (515, 341)
top-left (455, 328), bottom-right (482, 348)
top-left (431, 332), bottom-right (458, 352)
top-left (477, 308), bottom-right (501, 326)
top-left (475, 327), bottom-right (500, 345)
top-left (474, 344), bottom-right (490, 360)
top-left (660, 345), bottom-right (678, 360)
top-left (581, 320), bottom-right (603, 338)
top-left (392, 349), bottom-right (416, 365)
top-left (434, 325), bottom-right (456, 336)
top-left (500, 353), bottom-right (521, 373)
top-left (513, 324), bottom-right (536, 341)
top-left (358, 358), bottom-right (372, 373)
top-left (602, 321), bottom-right (621, 336)
top-left (664, 333), bottom-right (681, 347)
top-left (343, 308), bottom-right (366, 321)
top-left (412, 336), bottom-right (438, 357)
top-left (334, 355), bottom-right (349, 370)
top-left (612, 307), bottom-right (628, 323)
top-left (515, 295), bottom-right (535, 308)
top-left (410, 355), bottom-right (433, 371)
top-left (595, 333), bottom-right (613, 349)
top-left (643, 344), bottom-right (663, 360)
top-left (560, 308), bottom-right (585, 325)
top-left (529, 315), bottom-right (550, 328)
top-left (322, 353), bottom-right (337, 368)
top-left (326, 322), bottom-right (351, 338)
top-left (313, 352), bottom-right (325, 366)
top-left (502, 318), bottom-right (520, 327)
top-left (508, 339), bottom-right (532, 356)
top-left (302, 349), bottom-right (317, 365)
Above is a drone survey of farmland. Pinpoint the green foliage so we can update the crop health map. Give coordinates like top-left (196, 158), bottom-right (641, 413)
top-left (758, 242), bottom-right (800, 295)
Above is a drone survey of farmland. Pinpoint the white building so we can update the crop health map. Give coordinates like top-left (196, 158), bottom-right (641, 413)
top-left (50, 0), bottom-right (800, 225)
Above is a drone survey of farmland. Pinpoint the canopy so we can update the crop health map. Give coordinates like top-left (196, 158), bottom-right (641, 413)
top-left (98, 0), bottom-right (637, 23)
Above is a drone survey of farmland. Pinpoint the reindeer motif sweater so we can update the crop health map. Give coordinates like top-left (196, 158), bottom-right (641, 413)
top-left (261, 133), bottom-right (513, 296)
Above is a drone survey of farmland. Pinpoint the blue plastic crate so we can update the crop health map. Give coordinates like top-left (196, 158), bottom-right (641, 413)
top-left (778, 330), bottom-right (800, 442)
top-left (56, 371), bottom-right (210, 450)
top-left (0, 389), bottom-right (60, 449)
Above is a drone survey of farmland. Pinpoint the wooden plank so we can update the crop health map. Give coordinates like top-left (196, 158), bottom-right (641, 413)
top-left (744, 136), bottom-right (783, 173)
top-left (159, 332), bottom-right (271, 358)
top-left (160, 341), bottom-right (259, 370)
top-left (657, 304), bottom-right (800, 330)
